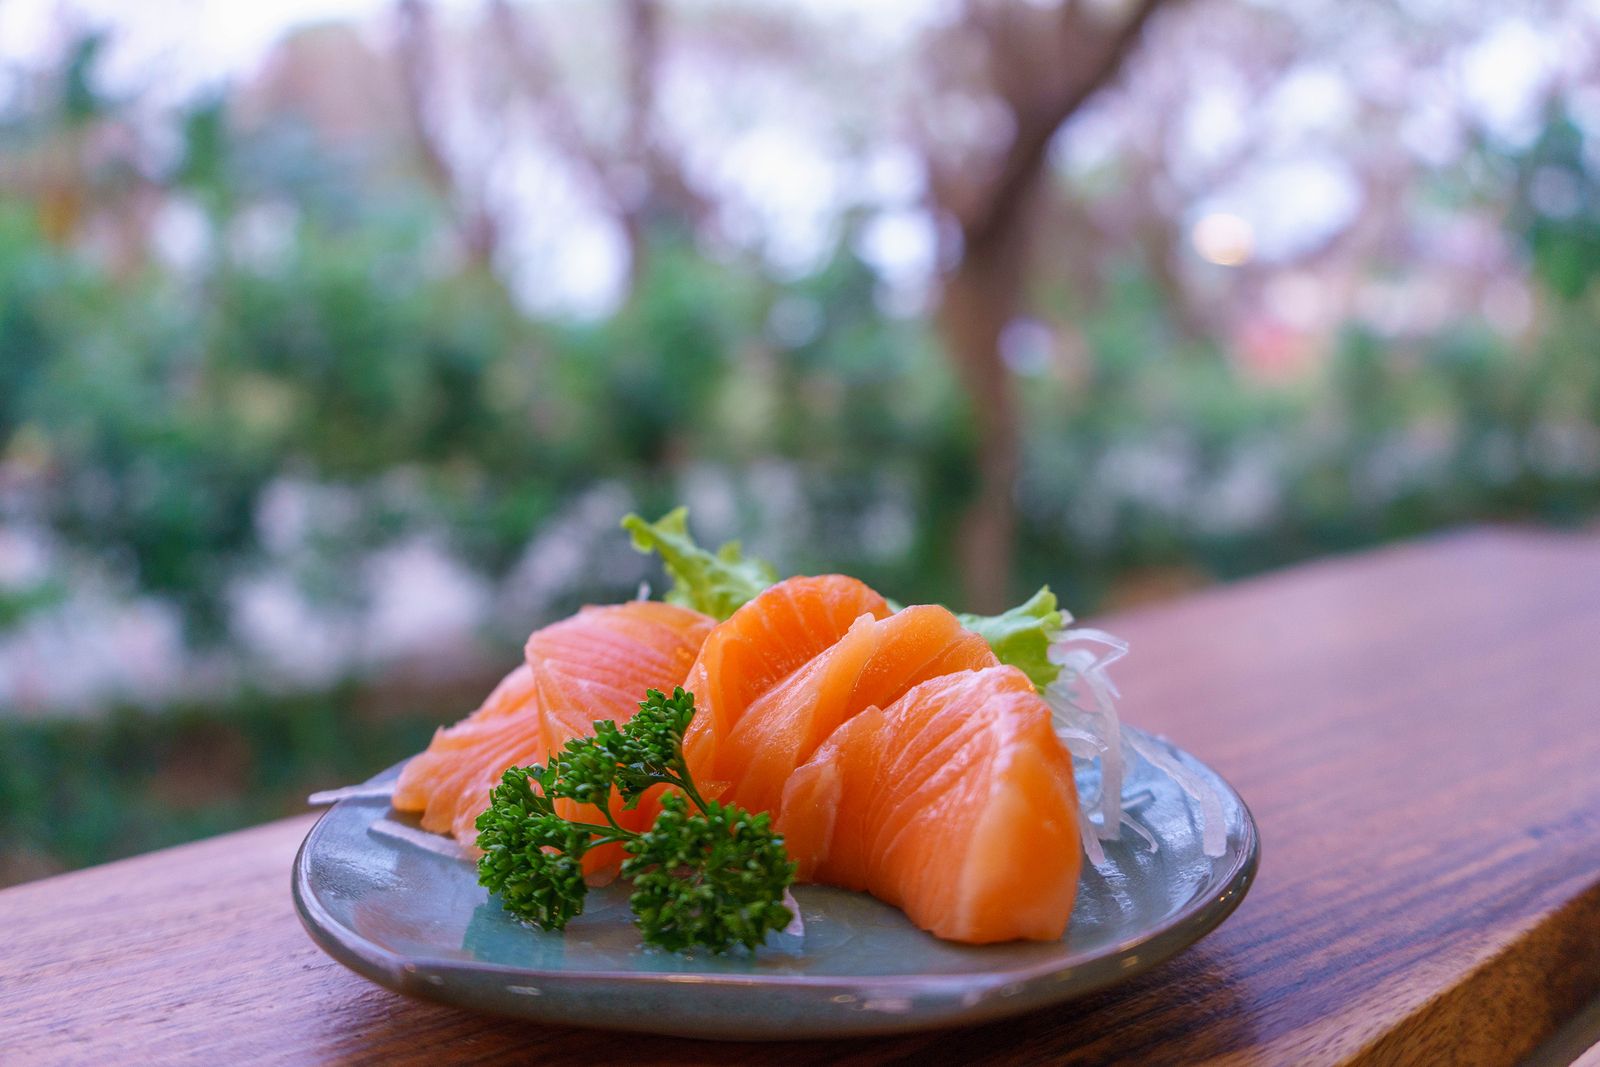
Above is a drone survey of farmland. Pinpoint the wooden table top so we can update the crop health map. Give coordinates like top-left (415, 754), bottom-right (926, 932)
top-left (4, 527), bottom-right (1600, 1066)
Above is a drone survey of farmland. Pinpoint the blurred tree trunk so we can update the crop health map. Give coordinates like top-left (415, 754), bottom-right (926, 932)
top-left (930, 0), bottom-right (1168, 611)
top-left (941, 193), bottom-right (1031, 613)
top-left (397, 0), bottom-right (501, 271)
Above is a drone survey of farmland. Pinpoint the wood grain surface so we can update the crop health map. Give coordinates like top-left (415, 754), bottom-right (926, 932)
top-left (3, 527), bottom-right (1600, 1066)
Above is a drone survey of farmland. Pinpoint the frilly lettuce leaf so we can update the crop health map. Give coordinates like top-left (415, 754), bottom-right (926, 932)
top-left (958, 585), bottom-right (1070, 691)
top-left (622, 508), bottom-right (779, 621)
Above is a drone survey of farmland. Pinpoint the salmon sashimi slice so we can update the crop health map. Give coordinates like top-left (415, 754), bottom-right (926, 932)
top-left (706, 604), bottom-right (999, 816)
top-left (392, 600), bottom-right (714, 848)
top-left (390, 663), bottom-right (541, 826)
top-left (679, 574), bottom-right (890, 777)
top-left (777, 665), bottom-right (1082, 944)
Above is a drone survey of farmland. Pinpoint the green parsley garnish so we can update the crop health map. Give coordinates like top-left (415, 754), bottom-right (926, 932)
top-left (474, 687), bottom-right (796, 953)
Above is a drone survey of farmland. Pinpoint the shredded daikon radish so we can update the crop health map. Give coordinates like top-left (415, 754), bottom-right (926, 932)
top-left (1044, 627), bottom-right (1128, 854)
top-left (1124, 729), bottom-right (1229, 858)
top-left (781, 887), bottom-right (806, 938)
top-left (1042, 625), bottom-right (1228, 861)
top-left (1118, 811), bottom-right (1159, 853)
top-left (1075, 805), bottom-right (1107, 867)
top-left (1055, 727), bottom-right (1107, 755)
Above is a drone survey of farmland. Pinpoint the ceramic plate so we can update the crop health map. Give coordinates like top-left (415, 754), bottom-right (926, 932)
top-left (293, 727), bottom-right (1258, 1040)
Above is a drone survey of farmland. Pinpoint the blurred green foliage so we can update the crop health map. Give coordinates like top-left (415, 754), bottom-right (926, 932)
top-left (1516, 114), bottom-right (1600, 301)
top-left (0, 690), bottom-right (441, 885)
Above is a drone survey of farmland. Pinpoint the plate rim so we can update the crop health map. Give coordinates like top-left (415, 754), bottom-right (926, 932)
top-left (293, 726), bottom-right (1259, 1003)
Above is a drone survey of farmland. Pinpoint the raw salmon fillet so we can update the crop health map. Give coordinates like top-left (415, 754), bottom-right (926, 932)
top-left (679, 574), bottom-right (891, 778)
top-left (392, 600), bottom-right (714, 848)
top-left (778, 665), bottom-right (1082, 943)
top-left (390, 661), bottom-right (541, 840)
top-left (701, 603), bottom-right (999, 816)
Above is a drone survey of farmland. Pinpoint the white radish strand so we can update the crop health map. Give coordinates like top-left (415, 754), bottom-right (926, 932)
top-left (1075, 804), bottom-right (1108, 867)
top-left (781, 887), bottom-right (806, 938)
top-left (1124, 729), bottom-right (1229, 859)
top-left (1042, 626), bottom-right (1228, 861)
top-left (1118, 811), bottom-right (1160, 853)
top-left (1044, 628), bottom-right (1129, 847)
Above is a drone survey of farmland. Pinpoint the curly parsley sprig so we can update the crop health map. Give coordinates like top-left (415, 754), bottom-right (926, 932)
top-left (474, 687), bottom-right (796, 953)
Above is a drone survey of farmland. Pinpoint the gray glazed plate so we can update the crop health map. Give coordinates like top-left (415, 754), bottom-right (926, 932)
top-left (293, 727), bottom-right (1258, 1040)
